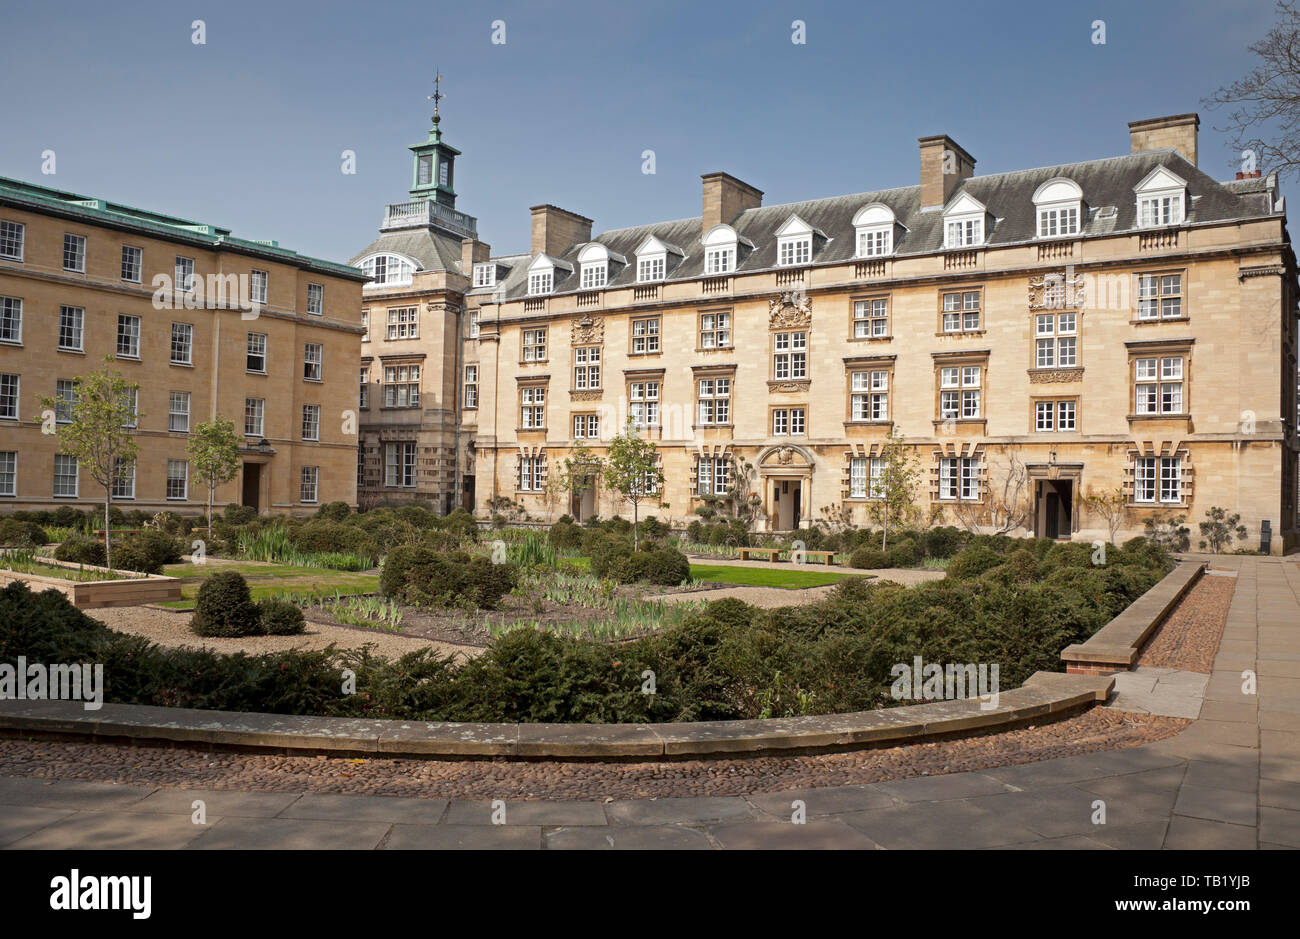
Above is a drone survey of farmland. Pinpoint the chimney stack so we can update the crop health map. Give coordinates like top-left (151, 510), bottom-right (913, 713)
top-left (701, 172), bottom-right (763, 232)
top-left (461, 238), bottom-right (490, 278)
top-left (530, 205), bottom-right (593, 257)
top-left (919, 135), bottom-right (976, 209)
top-left (1128, 113), bottom-right (1199, 167)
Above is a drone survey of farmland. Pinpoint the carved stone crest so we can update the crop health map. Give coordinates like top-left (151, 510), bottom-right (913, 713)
top-left (571, 314), bottom-right (604, 345)
top-left (768, 291), bottom-right (812, 329)
top-left (777, 446), bottom-right (794, 465)
top-left (1028, 270), bottom-right (1086, 311)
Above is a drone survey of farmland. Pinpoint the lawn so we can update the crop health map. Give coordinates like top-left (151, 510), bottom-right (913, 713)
top-left (158, 560), bottom-right (378, 610)
top-left (688, 563), bottom-right (868, 589)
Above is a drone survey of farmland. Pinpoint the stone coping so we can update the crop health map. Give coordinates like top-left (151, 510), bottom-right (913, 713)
top-left (1060, 558), bottom-right (1206, 674)
top-left (0, 670), bottom-right (1111, 759)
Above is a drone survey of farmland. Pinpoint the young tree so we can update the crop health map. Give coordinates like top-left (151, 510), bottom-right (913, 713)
top-left (1205, 2), bottom-right (1300, 179)
top-left (1081, 485), bottom-right (1129, 545)
top-left (603, 422), bottom-right (664, 550)
top-left (37, 356), bottom-right (140, 570)
top-left (187, 417), bottom-right (241, 540)
top-left (867, 430), bottom-right (921, 551)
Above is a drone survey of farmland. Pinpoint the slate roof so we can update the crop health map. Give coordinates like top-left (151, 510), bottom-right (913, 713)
top-left (494, 150), bottom-right (1282, 300)
top-left (349, 227), bottom-right (465, 273)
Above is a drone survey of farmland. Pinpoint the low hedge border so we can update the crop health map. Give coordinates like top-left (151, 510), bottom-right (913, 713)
top-left (0, 669), bottom-right (1111, 759)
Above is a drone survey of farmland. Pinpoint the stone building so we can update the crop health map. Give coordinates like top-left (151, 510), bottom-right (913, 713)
top-left (466, 113), bottom-right (1299, 552)
top-left (0, 176), bottom-right (366, 516)
top-left (349, 106), bottom-right (512, 512)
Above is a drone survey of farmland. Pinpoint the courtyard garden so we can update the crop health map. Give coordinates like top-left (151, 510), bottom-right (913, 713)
top-left (0, 493), bottom-right (1177, 723)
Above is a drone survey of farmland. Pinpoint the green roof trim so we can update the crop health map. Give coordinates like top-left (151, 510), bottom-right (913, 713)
top-left (0, 175), bottom-right (368, 281)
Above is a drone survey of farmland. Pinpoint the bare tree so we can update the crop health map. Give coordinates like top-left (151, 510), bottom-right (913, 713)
top-left (1080, 485), bottom-right (1129, 545)
top-left (952, 451), bottom-right (1031, 535)
top-left (1204, 1), bottom-right (1300, 178)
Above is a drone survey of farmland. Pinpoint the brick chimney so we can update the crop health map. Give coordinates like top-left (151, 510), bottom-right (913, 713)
top-left (530, 205), bottom-right (593, 257)
top-left (461, 238), bottom-right (490, 278)
top-left (701, 172), bottom-right (763, 232)
top-left (919, 135), bottom-right (976, 209)
top-left (1129, 113), bottom-right (1199, 167)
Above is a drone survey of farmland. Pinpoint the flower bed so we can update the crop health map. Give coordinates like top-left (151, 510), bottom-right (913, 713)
top-left (0, 554), bottom-right (181, 609)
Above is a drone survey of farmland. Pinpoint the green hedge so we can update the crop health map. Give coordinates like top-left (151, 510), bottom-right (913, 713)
top-left (380, 547), bottom-right (517, 609)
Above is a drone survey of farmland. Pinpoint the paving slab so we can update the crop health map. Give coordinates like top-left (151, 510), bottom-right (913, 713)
top-left (1163, 815), bottom-right (1257, 850)
top-left (126, 788), bottom-right (301, 818)
top-left (276, 792), bottom-right (447, 824)
top-left (965, 784), bottom-right (1159, 838)
top-left (544, 826), bottom-right (712, 850)
top-left (872, 771), bottom-right (1011, 803)
top-left (7, 810), bottom-right (208, 850)
top-left (1258, 807), bottom-right (1300, 848)
top-left (442, 800), bottom-right (608, 826)
top-left (1172, 784), bottom-right (1258, 826)
top-left (382, 824), bottom-right (542, 850)
top-left (1182, 760), bottom-right (1259, 794)
top-left (842, 801), bottom-right (1042, 849)
top-left (707, 820), bottom-right (882, 850)
top-left (746, 785), bottom-right (895, 818)
top-left (190, 816), bottom-right (390, 850)
top-left (605, 797), bottom-right (755, 826)
top-left (0, 806), bottom-right (76, 848)
top-left (0, 778), bottom-right (157, 810)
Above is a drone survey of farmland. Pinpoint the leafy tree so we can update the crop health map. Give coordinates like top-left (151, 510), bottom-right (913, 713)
top-left (603, 422), bottom-right (664, 549)
top-left (36, 356), bottom-right (140, 570)
top-left (867, 430), bottom-right (921, 551)
top-left (187, 417), bottom-right (242, 540)
top-left (1081, 485), bottom-right (1129, 544)
top-left (1205, 2), bottom-right (1300, 179)
top-left (1199, 506), bottom-right (1248, 553)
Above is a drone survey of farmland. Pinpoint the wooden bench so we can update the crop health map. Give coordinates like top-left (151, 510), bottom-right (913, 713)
top-left (795, 549), bottom-right (838, 566)
top-left (738, 546), bottom-right (782, 562)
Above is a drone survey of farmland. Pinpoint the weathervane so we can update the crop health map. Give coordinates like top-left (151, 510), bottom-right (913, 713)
top-left (428, 71), bottom-right (444, 119)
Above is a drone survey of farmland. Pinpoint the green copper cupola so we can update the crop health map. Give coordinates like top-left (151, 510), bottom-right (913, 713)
top-left (409, 78), bottom-right (460, 208)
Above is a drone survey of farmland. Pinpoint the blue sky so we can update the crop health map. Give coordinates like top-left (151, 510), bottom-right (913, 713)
top-left (0, 0), bottom-right (1287, 263)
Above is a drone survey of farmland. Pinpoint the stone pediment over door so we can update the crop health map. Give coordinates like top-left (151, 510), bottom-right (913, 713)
top-left (756, 444), bottom-right (815, 476)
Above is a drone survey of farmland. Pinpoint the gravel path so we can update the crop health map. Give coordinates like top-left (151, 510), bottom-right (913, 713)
top-left (1136, 570), bottom-right (1237, 673)
top-left (92, 606), bottom-right (474, 661)
top-left (0, 709), bottom-right (1186, 801)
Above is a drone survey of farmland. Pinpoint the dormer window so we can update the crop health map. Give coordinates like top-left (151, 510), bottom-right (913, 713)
top-left (853, 204), bottom-right (897, 258)
top-left (360, 253), bottom-right (416, 287)
top-left (946, 218), bottom-right (982, 247)
top-left (633, 234), bottom-right (681, 283)
top-left (473, 263), bottom-right (496, 288)
top-left (638, 256), bottom-right (664, 282)
top-left (1134, 166), bottom-right (1188, 228)
top-left (702, 224), bottom-right (746, 275)
top-left (775, 216), bottom-right (820, 267)
top-left (529, 270), bottom-right (553, 295)
top-left (942, 193), bottom-right (989, 249)
top-left (1033, 179), bottom-right (1084, 238)
top-left (575, 243), bottom-right (623, 291)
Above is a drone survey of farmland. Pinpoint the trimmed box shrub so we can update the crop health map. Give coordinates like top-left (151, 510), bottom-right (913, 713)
top-left (0, 518), bottom-right (49, 548)
top-left (849, 547), bottom-right (888, 569)
top-left (54, 536), bottom-right (106, 567)
top-left (191, 572), bottom-right (261, 637)
top-left (258, 597), bottom-right (306, 635)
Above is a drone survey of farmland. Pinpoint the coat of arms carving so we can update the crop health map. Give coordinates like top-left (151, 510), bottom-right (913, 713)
top-left (571, 314), bottom-right (604, 345)
top-left (1028, 269), bottom-right (1086, 311)
top-left (768, 290), bottom-right (812, 329)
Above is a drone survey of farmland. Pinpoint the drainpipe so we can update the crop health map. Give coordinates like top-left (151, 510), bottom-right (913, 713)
top-left (452, 297), bottom-right (462, 514)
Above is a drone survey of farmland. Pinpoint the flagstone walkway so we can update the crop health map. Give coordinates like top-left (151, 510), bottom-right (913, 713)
top-left (2, 555), bottom-right (1296, 850)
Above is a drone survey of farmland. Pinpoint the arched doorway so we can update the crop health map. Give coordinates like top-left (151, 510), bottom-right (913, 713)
top-left (755, 445), bottom-right (815, 532)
